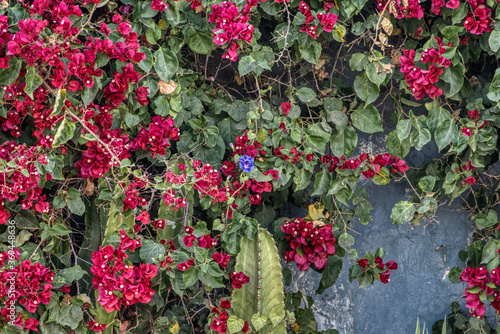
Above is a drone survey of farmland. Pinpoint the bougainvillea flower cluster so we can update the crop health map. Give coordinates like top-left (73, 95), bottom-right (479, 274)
top-left (399, 37), bottom-right (452, 100)
top-left (209, 1), bottom-right (255, 61)
top-left (209, 298), bottom-right (250, 333)
top-left (460, 265), bottom-right (500, 318)
top-left (298, 1), bottom-right (338, 39)
top-left (377, 0), bottom-right (424, 19)
top-left (0, 256), bottom-right (53, 332)
top-left (90, 231), bottom-right (159, 313)
top-left (281, 218), bottom-right (336, 271)
top-left (318, 152), bottom-right (409, 178)
top-left (357, 256), bottom-right (398, 283)
top-left (0, 142), bottom-right (49, 224)
top-left (130, 116), bottom-right (180, 157)
top-left (75, 129), bottom-right (130, 179)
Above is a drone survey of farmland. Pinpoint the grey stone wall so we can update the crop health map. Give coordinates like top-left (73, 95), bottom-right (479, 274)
top-left (284, 133), bottom-right (475, 333)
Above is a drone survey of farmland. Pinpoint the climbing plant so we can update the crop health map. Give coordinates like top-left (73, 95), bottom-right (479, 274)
top-left (0, 0), bottom-right (499, 332)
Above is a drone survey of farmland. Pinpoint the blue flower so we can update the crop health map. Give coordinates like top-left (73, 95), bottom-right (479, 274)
top-left (239, 155), bottom-right (254, 172)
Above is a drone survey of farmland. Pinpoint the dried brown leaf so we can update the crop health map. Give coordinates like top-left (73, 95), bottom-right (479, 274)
top-left (159, 79), bottom-right (178, 95)
top-left (381, 17), bottom-right (394, 36)
top-left (234, 75), bottom-right (244, 85)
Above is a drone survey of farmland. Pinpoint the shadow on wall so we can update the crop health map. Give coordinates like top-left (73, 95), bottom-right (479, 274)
top-left (282, 131), bottom-right (474, 333)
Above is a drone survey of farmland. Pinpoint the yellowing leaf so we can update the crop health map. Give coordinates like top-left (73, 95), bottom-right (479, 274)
top-left (304, 202), bottom-right (328, 221)
top-left (381, 17), bottom-right (393, 36)
top-left (169, 322), bottom-right (180, 334)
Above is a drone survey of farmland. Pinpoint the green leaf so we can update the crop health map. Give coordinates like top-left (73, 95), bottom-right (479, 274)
top-left (396, 119), bottom-right (413, 141)
top-left (434, 118), bottom-right (457, 152)
top-left (490, 30), bottom-right (500, 52)
top-left (232, 230), bottom-right (286, 334)
top-left (53, 265), bottom-right (87, 289)
top-left (441, 66), bottom-right (464, 97)
top-left (441, 26), bottom-right (464, 46)
top-left (481, 240), bottom-right (498, 264)
top-left (78, 197), bottom-right (101, 290)
top-left (154, 47), bottom-right (179, 82)
top-left (332, 24), bottom-right (347, 42)
top-left (448, 266), bottom-right (462, 284)
top-left (300, 40), bottom-right (322, 64)
top-left (473, 210), bottom-right (499, 230)
top-left (452, 3), bottom-right (467, 24)
top-left (227, 316), bottom-right (245, 333)
top-left (238, 49), bottom-right (273, 76)
top-left (410, 127), bottom-right (431, 150)
top-left (296, 87), bottom-right (317, 103)
top-left (82, 82), bottom-right (99, 106)
top-left (238, 55), bottom-right (259, 76)
top-left (56, 304), bottom-right (83, 330)
top-left (488, 69), bottom-right (500, 101)
top-left (96, 300), bottom-right (117, 334)
top-left (349, 53), bottom-right (368, 71)
top-left (52, 117), bottom-right (76, 147)
top-left (312, 171), bottom-right (332, 196)
top-left (418, 176), bottom-right (436, 193)
top-left (390, 201), bottom-right (416, 225)
top-left (372, 167), bottom-right (391, 185)
top-left (0, 57), bottom-right (22, 86)
top-left (138, 46), bottom-right (153, 72)
top-left (353, 73), bottom-right (379, 105)
top-left (338, 233), bottom-right (355, 249)
top-left (188, 31), bottom-right (214, 55)
top-left (24, 66), bottom-right (44, 99)
top-left (386, 130), bottom-right (411, 158)
top-left (351, 104), bottom-right (383, 133)
top-left (251, 314), bottom-right (268, 331)
top-left (305, 123), bottom-right (331, 153)
top-left (226, 100), bottom-right (250, 122)
top-left (427, 107), bottom-right (451, 134)
top-left (140, 240), bottom-right (165, 263)
top-left (183, 268), bottom-right (198, 288)
top-left (324, 98), bottom-right (347, 130)
top-left (366, 62), bottom-right (386, 86)
top-left (51, 88), bottom-right (66, 117)
top-left (14, 230), bottom-right (31, 247)
top-left (316, 255), bottom-right (342, 294)
top-left (330, 127), bottom-right (358, 157)
top-left (67, 196), bottom-right (85, 216)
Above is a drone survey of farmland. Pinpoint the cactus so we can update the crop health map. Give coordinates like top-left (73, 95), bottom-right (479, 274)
top-left (232, 228), bottom-right (286, 334)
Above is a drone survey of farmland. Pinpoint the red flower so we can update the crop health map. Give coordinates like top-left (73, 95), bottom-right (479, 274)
top-left (385, 260), bottom-right (398, 270)
top-left (60, 285), bottom-right (71, 294)
top-left (177, 260), bottom-right (194, 271)
top-left (251, 181), bottom-right (273, 193)
top-left (462, 176), bottom-right (476, 186)
top-left (197, 235), bottom-right (217, 249)
top-left (210, 311), bottom-right (229, 333)
top-left (468, 109), bottom-right (481, 120)
top-left (357, 259), bottom-right (369, 271)
top-left (136, 211), bottom-right (150, 224)
top-left (379, 270), bottom-right (392, 284)
top-left (220, 298), bottom-right (231, 309)
top-left (23, 318), bottom-right (40, 332)
top-left (213, 252), bottom-right (231, 268)
top-left (242, 321), bottom-right (250, 333)
top-left (231, 271), bottom-right (250, 289)
top-left (89, 322), bottom-right (107, 332)
top-left (281, 102), bottom-right (291, 116)
top-left (250, 194), bottom-right (262, 205)
top-left (462, 127), bottom-right (473, 137)
top-left (183, 235), bottom-right (196, 247)
top-left (263, 169), bottom-right (279, 180)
